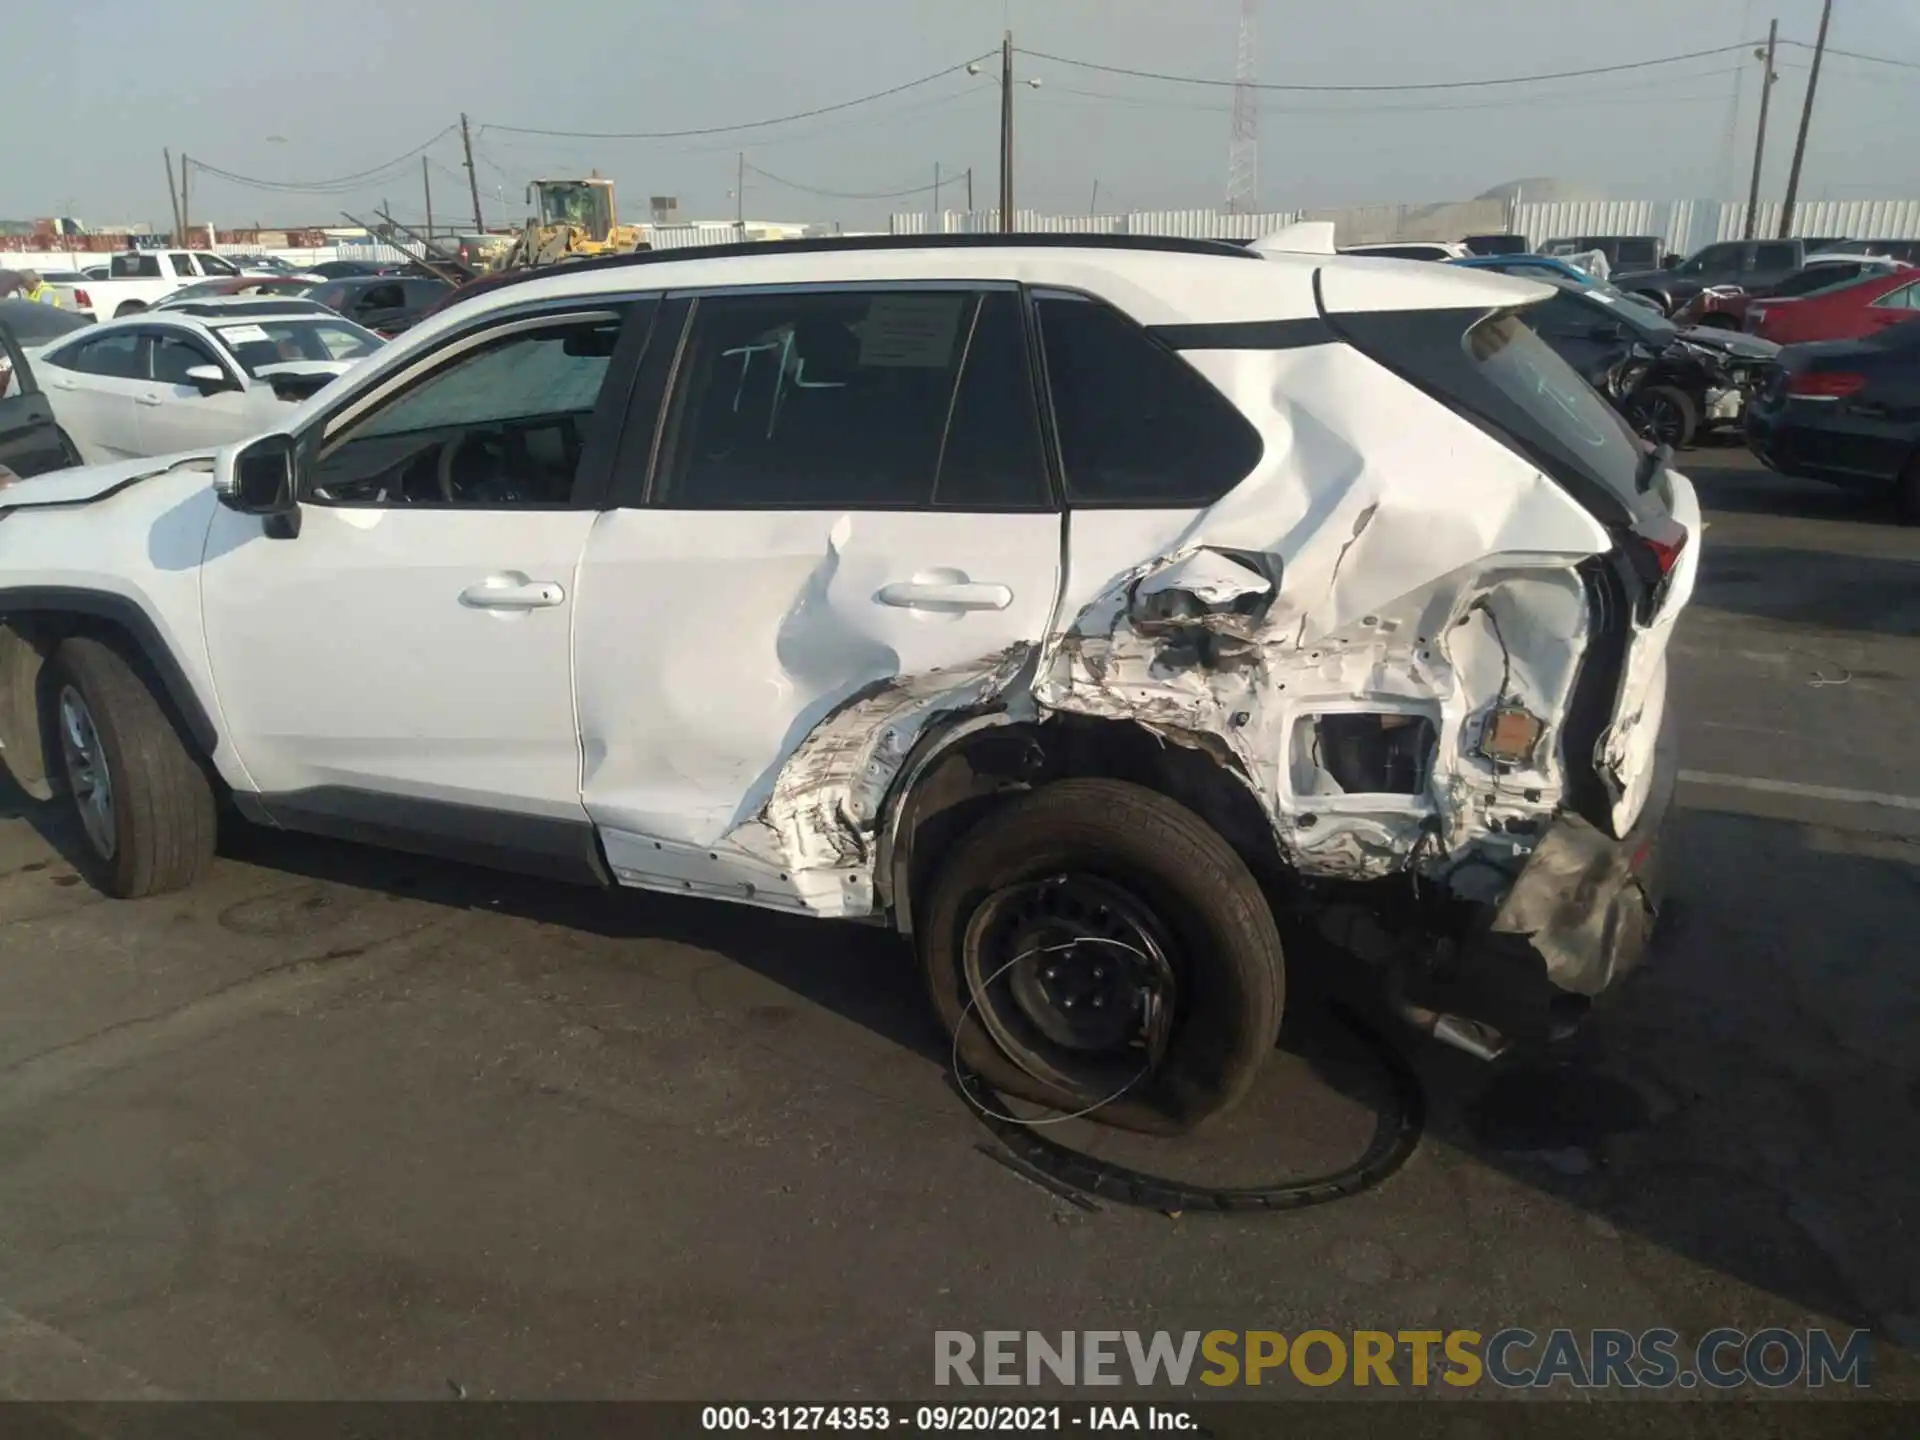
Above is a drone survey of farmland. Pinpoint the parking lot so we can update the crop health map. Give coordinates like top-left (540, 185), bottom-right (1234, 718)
top-left (0, 446), bottom-right (1915, 1405)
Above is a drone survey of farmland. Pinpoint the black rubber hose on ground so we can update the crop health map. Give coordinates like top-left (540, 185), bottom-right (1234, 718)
top-left (955, 1001), bottom-right (1426, 1213)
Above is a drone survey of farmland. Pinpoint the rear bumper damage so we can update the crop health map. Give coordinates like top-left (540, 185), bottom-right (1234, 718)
top-left (1397, 690), bottom-right (1678, 1053)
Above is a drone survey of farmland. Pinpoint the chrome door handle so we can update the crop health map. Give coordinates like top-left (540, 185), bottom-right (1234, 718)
top-left (877, 579), bottom-right (1013, 612)
top-left (459, 575), bottom-right (565, 610)
top-left (135, 394), bottom-right (164, 407)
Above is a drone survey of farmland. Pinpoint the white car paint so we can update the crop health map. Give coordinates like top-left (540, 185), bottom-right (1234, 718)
top-left (0, 237), bottom-right (1696, 995)
top-left (33, 307), bottom-right (380, 464)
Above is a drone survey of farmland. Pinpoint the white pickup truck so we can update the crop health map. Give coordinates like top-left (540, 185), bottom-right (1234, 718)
top-left (52, 250), bottom-right (254, 320)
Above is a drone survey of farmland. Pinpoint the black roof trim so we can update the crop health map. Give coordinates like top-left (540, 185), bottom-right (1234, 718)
top-left (455, 231), bottom-right (1263, 301)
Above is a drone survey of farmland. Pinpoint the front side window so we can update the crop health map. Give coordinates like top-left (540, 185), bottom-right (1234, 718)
top-left (654, 287), bottom-right (1049, 511)
top-left (1614, 239), bottom-right (1661, 268)
top-left (1771, 264), bottom-right (1864, 298)
top-left (213, 318), bottom-right (382, 374)
top-left (149, 333), bottom-right (222, 385)
top-left (111, 254), bottom-right (162, 279)
top-left (1036, 293), bottom-right (1263, 507)
top-left (307, 313), bottom-right (625, 508)
top-left (1752, 243), bottom-right (1799, 272)
top-left (168, 253), bottom-right (198, 277)
top-left (195, 254), bottom-right (240, 277)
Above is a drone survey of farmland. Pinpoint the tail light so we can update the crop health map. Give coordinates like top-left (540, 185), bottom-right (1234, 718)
top-left (74, 288), bottom-right (92, 309)
top-left (1785, 371), bottom-right (1866, 399)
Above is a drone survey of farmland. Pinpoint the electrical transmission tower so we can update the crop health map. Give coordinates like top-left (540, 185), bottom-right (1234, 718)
top-left (1226, 0), bottom-right (1259, 213)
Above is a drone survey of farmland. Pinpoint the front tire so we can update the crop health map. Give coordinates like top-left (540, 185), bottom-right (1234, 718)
top-left (1896, 453), bottom-right (1920, 526)
top-left (920, 779), bottom-right (1285, 1136)
top-left (45, 636), bottom-right (216, 898)
top-left (1629, 385), bottom-right (1699, 450)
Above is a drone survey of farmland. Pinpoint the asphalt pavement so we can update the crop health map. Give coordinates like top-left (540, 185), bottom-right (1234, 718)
top-left (0, 446), bottom-right (1915, 1407)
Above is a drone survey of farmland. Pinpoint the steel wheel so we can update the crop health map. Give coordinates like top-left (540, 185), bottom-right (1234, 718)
top-left (57, 684), bottom-right (116, 861)
top-left (961, 873), bottom-right (1179, 1102)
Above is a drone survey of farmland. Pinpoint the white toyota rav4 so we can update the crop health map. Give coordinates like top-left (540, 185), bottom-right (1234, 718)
top-left (0, 235), bottom-right (1697, 1134)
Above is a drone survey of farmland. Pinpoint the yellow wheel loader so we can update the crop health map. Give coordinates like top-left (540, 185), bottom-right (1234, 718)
top-left (493, 177), bottom-right (649, 272)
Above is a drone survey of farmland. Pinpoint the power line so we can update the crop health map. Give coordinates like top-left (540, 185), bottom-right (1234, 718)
top-left (1015, 40), bottom-right (1769, 92)
top-left (742, 160), bottom-right (962, 201)
top-left (1036, 68), bottom-right (1746, 115)
top-left (480, 55), bottom-right (993, 140)
top-left (1781, 39), bottom-right (1920, 71)
top-left (186, 128), bottom-right (458, 194)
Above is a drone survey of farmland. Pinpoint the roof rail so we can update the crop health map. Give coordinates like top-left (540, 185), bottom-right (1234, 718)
top-left (444, 230), bottom-right (1263, 302)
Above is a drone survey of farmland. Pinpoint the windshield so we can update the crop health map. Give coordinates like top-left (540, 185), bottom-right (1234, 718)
top-left (1329, 304), bottom-right (1652, 525)
top-left (0, 298), bottom-right (94, 343)
top-left (535, 183), bottom-right (613, 238)
top-left (210, 318), bottom-right (383, 375)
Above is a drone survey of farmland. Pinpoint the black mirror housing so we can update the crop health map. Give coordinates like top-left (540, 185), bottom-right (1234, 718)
top-left (218, 433), bottom-right (300, 525)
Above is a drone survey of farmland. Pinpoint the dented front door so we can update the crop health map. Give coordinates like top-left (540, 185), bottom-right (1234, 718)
top-left (574, 284), bottom-right (1062, 914)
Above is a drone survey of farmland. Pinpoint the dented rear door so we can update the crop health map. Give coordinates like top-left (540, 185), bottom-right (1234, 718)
top-left (574, 284), bottom-right (1062, 914)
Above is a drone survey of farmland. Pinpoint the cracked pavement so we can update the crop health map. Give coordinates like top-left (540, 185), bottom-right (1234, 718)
top-left (0, 448), bottom-right (1914, 1409)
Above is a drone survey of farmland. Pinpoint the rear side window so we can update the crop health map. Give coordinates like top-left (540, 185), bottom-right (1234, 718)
top-left (61, 332), bottom-right (144, 379)
top-left (654, 287), bottom-right (1050, 510)
top-left (1035, 294), bottom-right (1262, 507)
top-left (1772, 264), bottom-right (1862, 297)
top-left (402, 280), bottom-right (452, 307)
top-left (1613, 239), bottom-right (1661, 268)
top-left (1330, 305), bottom-right (1647, 526)
top-left (111, 254), bottom-right (162, 278)
top-left (1753, 242), bottom-right (1800, 271)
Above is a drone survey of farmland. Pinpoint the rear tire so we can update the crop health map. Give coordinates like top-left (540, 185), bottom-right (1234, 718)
top-left (919, 779), bottom-right (1285, 1136)
top-left (44, 636), bottom-right (216, 898)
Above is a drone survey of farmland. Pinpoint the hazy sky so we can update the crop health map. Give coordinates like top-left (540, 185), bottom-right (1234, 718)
top-left (15, 0), bottom-right (1920, 231)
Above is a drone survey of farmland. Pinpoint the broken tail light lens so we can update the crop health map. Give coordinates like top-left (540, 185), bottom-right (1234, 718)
top-left (1784, 370), bottom-right (1866, 399)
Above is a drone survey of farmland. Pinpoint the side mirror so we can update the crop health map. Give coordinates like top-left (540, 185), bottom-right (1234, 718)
top-left (1663, 254), bottom-right (1683, 270)
top-left (184, 363), bottom-right (237, 397)
top-left (216, 433), bottom-right (300, 526)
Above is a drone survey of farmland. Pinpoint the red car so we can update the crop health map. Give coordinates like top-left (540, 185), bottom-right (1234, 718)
top-left (1746, 266), bottom-right (1920, 345)
top-left (1677, 256), bottom-right (1912, 330)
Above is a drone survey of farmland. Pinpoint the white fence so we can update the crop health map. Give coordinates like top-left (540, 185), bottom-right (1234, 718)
top-left (897, 198), bottom-right (1920, 252)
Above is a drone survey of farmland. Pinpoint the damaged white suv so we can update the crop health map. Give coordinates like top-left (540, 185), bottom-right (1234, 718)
top-left (0, 235), bottom-right (1697, 1134)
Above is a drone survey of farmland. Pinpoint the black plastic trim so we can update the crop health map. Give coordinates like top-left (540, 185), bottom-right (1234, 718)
top-left (0, 587), bottom-right (219, 754)
top-left (611, 296), bottom-right (693, 509)
top-left (1148, 318), bottom-right (1336, 350)
top-left (254, 786), bottom-right (612, 887)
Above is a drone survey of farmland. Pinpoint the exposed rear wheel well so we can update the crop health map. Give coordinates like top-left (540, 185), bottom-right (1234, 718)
top-left (0, 609), bottom-right (217, 802)
top-left (884, 713), bottom-right (1291, 936)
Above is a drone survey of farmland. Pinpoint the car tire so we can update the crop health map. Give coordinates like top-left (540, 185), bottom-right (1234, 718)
top-left (43, 636), bottom-right (216, 898)
top-left (1896, 453), bottom-right (1920, 526)
top-left (1630, 385), bottom-right (1698, 450)
top-left (919, 778), bottom-right (1285, 1137)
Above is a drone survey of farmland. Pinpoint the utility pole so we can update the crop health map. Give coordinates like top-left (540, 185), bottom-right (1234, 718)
top-left (966, 167), bottom-right (974, 212)
top-left (162, 148), bottom-right (184, 244)
top-left (179, 154), bottom-right (191, 244)
top-left (1778, 0), bottom-right (1834, 238)
top-left (1743, 20), bottom-right (1778, 241)
top-left (736, 152), bottom-right (745, 227)
top-left (933, 161), bottom-right (941, 220)
top-left (999, 30), bottom-right (1015, 231)
top-left (460, 113), bottom-right (484, 231)
top-left (1089, 179), bottom-right (1100, 216)
top-left (422, 156), bottom-right (434, 241)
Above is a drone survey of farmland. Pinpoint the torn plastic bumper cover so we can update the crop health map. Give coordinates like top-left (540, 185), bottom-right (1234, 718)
top-left (1447, 692), bottom-right (1678, 1040)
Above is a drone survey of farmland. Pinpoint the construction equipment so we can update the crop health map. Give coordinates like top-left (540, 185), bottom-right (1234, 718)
top-left (493, 176), bottom-right (648, 271)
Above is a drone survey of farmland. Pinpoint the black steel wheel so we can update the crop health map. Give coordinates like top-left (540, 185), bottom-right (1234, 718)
top-left (920, 779), bottom-right (1284, 1136)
